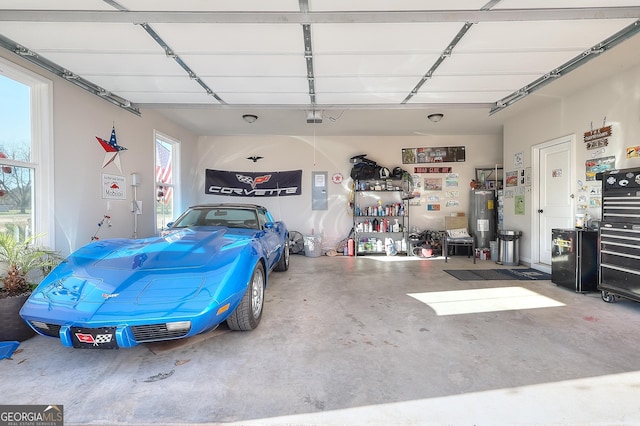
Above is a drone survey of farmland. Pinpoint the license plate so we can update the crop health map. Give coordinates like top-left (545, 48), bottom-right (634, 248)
top-left (71, 327), bottom-right (118, 349)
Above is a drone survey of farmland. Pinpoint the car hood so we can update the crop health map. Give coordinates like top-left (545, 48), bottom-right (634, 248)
top-left (26, 228), bottom-right (256, 316)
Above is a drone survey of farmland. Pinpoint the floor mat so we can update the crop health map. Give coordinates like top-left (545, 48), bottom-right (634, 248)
top-left (498, 268), bottom-right (551, 281)
top-left (445, 268), bottom-right (551, 281)
top-left (444, 270), bottom-right (512, 281)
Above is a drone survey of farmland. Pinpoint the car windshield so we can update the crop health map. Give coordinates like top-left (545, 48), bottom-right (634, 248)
top-left (172, 207), bottom-right (260, 230)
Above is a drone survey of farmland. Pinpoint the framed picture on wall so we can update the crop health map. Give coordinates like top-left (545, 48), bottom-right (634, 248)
top-left (402, 146), bottom-right (465, 164)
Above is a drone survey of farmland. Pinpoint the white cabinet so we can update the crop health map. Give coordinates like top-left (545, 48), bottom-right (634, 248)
top-left (353, 179), bottom-right (409, 255)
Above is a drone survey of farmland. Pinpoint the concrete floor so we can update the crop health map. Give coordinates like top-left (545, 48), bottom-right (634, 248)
top-left (2, 254), bottom-right (640, 425)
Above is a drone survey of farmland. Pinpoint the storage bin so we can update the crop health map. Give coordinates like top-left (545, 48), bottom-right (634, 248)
top-left (304, 236), bottom-right (322, 257)
top-left (490, 240), bottom-right (498, 261)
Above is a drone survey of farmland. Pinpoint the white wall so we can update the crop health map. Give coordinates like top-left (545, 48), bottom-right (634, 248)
top-left (197, 134), bottom-right (502, 249)
top-left (502, 61), bottom-right (640, 264)
top-left (0, 51), bottom-right (199, 255)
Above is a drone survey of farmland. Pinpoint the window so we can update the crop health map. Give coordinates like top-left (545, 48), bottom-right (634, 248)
top-left (0, 58), bottom-right (53, 245)
top-left (155, 131), bottom-right (179, 232)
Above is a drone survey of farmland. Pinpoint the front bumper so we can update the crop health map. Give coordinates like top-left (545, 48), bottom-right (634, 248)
top-left (28, 320), bottom-right (193, 348)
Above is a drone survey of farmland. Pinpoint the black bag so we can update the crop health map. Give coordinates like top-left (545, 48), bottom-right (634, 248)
top-left (349, 154), bottom-right (376, 166)
top-left (350, 162), bottom-right (378, 180)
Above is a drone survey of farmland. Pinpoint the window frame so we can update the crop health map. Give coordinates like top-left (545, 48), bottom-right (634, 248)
top-left (154, 130), bottom-right (180, 232)
top-left (0, 57), bottom-right (54, 246)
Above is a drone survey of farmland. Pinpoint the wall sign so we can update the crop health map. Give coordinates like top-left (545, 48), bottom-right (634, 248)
top-left (514, 152), bottom-right (524, 169)
top-left (101, 173), bottom-right (126, 200)
top-left (402, 146), bottom-right (465, 164)
top-left (414, 166), bottom-right (453, 173)
top-left (584, 125), bottom-right (612, 150)
top-left (424, 178), bottom-right (442, 191)
top-left (626, 146), bottom-right (640, 159)
top-left (585, 156), bottom-right (615, 181)
top-left (205, 169), bottom-right (302, 197)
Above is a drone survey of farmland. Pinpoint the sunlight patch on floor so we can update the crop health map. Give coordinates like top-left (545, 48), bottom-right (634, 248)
top-left (408, 286), bottom-right (564, 315)
top-left (237, 371), bottom-right (640, 425)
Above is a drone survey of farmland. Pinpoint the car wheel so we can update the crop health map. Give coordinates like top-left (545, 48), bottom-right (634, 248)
top-left (601, 290), bottom-right (617, 303)
top-left (227, 263), bottom-right (265, 331)
top-left (274, 238), bottom-right (290, 272)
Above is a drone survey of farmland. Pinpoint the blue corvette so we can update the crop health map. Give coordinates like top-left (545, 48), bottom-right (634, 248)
top-left (20, 204), bottom-right (289, 349)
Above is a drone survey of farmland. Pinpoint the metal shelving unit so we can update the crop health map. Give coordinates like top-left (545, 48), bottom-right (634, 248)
top-left (353, 179), bottom-right (409, 255)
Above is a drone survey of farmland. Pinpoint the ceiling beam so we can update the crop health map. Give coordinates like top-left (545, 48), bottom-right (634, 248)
top-left (490, 19), bottom-right (640, 114)
top-left (1, 8), bottom-right (639, 24)
top-left (0, 33), bottom-right (140, 116)
top-left (402, 22), bottom-right (474, 104)
top-left (132, 103), bottom-right (495, 110)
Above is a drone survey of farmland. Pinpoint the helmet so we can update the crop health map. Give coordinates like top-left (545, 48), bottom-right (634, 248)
top-left (392, 167), bottom-right (405, 178)
top-left (379, 167), bottom-right (390, 179)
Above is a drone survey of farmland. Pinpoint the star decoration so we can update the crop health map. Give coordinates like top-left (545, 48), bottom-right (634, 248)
top-left (96, 126), bottom-right (127, 172)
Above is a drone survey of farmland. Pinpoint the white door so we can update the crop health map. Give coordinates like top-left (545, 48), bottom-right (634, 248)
top-left (533, 135), bottom-right (574, 267)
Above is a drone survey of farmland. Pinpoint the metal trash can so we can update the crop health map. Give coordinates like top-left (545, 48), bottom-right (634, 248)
top-left (304, 235), bottom-right (322, 257)
top-left (497, 230), bottom-right (522, 266)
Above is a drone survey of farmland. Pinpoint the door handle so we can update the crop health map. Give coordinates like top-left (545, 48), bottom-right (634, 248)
top-left (537, 209), bottom-right (543, 213)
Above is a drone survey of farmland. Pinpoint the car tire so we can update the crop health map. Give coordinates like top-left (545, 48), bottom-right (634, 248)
top-left (274, 238), bottom-right (290, 272)
top-left (227, 263), bottom-right (265, 331)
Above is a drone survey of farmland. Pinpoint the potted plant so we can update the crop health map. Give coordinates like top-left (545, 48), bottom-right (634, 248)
top-left (0, 232), bottom-right (61, 341)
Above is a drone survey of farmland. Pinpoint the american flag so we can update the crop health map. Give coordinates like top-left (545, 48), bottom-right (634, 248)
top-left (155, 141), bottom-right (172, 205)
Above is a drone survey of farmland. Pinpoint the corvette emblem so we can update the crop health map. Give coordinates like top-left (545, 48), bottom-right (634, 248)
top-left (102, 292), bottom-right (120, 299)
top-left (75, 333), bottom-right (113, 346)
top-left (236, 174), bottom-right (271, 189)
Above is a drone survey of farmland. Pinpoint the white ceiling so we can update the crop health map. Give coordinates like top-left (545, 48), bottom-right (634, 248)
top-left (1, 0), bottom-right (639, 136)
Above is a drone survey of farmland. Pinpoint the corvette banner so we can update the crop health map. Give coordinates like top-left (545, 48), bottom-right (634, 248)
top-left (205, 169), bottom-right (302, 197)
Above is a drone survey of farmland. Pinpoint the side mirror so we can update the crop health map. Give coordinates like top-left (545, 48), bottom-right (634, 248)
top-left (166, 222), bottom-right (174, 228)
top-left (264, 222), bottom-right (275, 229)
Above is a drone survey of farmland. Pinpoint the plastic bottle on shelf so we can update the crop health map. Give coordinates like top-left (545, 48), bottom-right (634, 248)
top-left (393, 219), bottom-right (399, 232)
top-left (372, 218), bottom-right (379, 233)
top-left (376, 239), bottom-right (383, 252)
